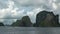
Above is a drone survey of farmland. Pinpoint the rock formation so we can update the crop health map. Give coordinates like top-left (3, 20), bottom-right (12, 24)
top-left (12, 10), bottom-right (59, 27)
top-left (0, 22), bottom-right (4, 26)
top-left (12, 16), bottom-right (33, 27)
top-left (36, 10), bottom-right (59, 27)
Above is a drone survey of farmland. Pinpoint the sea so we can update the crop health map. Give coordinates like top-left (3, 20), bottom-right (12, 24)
top-left (0, 26), bottom-right (60, 34)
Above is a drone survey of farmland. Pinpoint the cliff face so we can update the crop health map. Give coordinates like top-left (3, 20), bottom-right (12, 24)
top-left (36, 10), bottom-right (59, 27)
top-left (20, 16), bottom-right (33, 27)
top-left (12, 16), bottom-right (33, 27)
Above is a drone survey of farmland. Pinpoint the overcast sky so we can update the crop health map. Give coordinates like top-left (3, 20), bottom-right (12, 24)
top-left (0, 0), bottom-right (60, 25)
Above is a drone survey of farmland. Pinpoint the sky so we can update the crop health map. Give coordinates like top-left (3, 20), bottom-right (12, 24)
top-left (0, 0), bottom-right (60, 25)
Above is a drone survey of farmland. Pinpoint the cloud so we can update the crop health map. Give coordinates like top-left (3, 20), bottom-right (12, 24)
top-left (0, 0), bottom-right (8, 9)
top-left (52, 3), bottom-right (57, 10)
top-left (0, 0), bottom-right (17, 25)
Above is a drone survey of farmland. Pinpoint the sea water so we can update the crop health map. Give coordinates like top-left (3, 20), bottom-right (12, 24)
top-left (0, 26), bottom-right (60, 34)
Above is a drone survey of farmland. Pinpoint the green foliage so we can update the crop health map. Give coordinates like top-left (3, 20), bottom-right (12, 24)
top-left (39, 21), bottom-right (45, 27)
top-left (11, 16), bottom-right (33, 27)
top-left (11, 20), bottom-right (21, 26)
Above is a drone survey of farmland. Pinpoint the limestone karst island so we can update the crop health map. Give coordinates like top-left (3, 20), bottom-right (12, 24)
top-left (0, 10), bottom-right (60, 27)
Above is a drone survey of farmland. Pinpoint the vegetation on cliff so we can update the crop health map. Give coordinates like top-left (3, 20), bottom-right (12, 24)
top-left (12, 16), bottom-right (33, 27)
top-left (36, 10), bottom-right (59, 27)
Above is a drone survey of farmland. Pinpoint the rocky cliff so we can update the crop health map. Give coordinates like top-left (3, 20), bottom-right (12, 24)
top-left (36, 10), bottom-right (59, 27)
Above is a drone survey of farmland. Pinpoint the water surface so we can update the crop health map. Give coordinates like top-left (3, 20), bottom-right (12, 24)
top-left (0, 26), bottom-right (60, 34)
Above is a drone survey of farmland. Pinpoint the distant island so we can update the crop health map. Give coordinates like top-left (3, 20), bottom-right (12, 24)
top-left (0, 10), bottom-right (60, 27)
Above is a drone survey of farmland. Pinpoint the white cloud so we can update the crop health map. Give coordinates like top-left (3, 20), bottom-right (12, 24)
top-left (52, 3), bottom-right (57, 10)
top-left (0, 0), bottom-right (17, 25)
top-left (58, 3), bottom-right (60, 5)
top-left (0, 0), bottom-right (14, 18)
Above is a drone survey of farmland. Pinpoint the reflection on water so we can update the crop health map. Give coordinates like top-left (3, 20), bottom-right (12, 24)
top-left (0, 26), bottom-right (60, 34)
